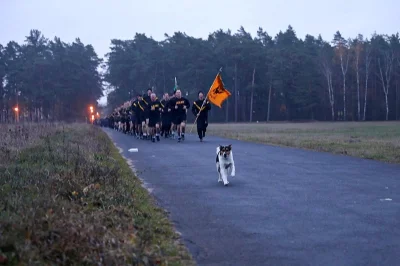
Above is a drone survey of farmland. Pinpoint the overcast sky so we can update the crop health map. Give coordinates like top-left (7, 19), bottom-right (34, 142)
top-left (1, 0), bottom-right (399, 105)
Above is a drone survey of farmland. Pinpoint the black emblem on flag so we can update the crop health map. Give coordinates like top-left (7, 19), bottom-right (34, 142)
top-left (213, 85), bottom-right (224, 94)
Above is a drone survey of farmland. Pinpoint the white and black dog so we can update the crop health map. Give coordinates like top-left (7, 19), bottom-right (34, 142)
top-left (216, 144), bottom-right (236, 186)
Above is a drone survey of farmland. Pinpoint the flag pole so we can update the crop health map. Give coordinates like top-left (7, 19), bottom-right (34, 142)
top-left (189, 67), bottom-right (222, 134)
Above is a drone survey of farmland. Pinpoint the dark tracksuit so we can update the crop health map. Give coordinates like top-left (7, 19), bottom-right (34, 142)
top-left (120, 109), bottom-right (129, 133)
top-left (138, 98), bottom-right (150, 125)
top-left (135, 100), bottom-right (145, 126)
top-left (109, 115), bottom-right (114, 129)
top-left (168, 97), bottom-right (190, 125)
top-left (141, 95), bottom-right (151, 120)
top-left (115, 114), bottom-right (121, 130)
top-left (192, 99), bottom-right (211, 140)
top-left (128, 101), bottom-right (137, 134)
top-left (148, 100), bottom-right (162, 127)
top-left (129, 102), bottom-right (137, 125)
top-left (160, 99), bottom-right (171, 137)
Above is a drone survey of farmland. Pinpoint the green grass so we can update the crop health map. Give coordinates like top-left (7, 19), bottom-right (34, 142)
top-left (0, 123), bottom-right (194, 266)
top-left (207, 121), bottom-right (400, 164)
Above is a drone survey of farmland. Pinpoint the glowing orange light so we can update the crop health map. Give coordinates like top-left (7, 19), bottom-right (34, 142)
top-left (14, 107), bottom-right (19, 112)
top-left (91, 115), bottom-right (95, 120)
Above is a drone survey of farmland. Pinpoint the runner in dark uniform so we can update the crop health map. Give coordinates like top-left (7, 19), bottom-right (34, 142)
top-left (168, 89), bottom-right (190, 142)
top-left (160, 92), bottom-right (171, 138)
top-left (136, 95), bottom-right (146, 139)
top-left (192, 91), bottom-right (211, 142)
top-left (141, 88), bottom-right (152, 140)
top-left (148, 93), bottom-right (162, 142)
top-left (129, 97), bottom-right (139, 136)
top-left (168, 90), bottom-right (177, 139)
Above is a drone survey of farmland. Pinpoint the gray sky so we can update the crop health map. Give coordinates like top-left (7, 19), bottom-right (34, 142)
top-left (1, 0), bottom-right (399, 105)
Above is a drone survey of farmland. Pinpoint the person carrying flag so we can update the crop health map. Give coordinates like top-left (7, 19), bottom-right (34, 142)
top-left (189, 68), bottom-right (232, 135)
top-left (192, 91), bottom-right (211, 142)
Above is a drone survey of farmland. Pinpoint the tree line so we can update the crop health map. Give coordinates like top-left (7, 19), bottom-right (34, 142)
top-left (0, 30), bottom-right (103, 122)
top-left (1, 26), bottom-right (400, 123)
top-left (106, 26), bottom-right (400, 122)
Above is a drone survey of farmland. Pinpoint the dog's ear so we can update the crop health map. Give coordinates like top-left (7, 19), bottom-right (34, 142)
top-left (227, 144), bottom-right (232, 149)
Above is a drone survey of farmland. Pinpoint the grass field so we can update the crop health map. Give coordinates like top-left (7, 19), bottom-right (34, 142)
top-left (207, 121), bottom-right (400, 164)
top-left (0, 123), bottom-right (193, 265)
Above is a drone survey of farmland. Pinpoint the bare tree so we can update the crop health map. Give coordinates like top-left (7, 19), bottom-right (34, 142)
top-left (234, 62), bottom-right (238, 122)
top-left (341, 52), bottom-right (350, 120)
top-left (333, 32), bottom-right (349, 120)
top-left (352, 35), bottom-right (363, 120)
top-left (398, 57), bottom-right (400, 120)
top-left (363, 43), bottom-right (372, 121)
top-left (322, 63), bottom-right (335, 120)
top-left (249, 67), bottom-right (255, 122)
top-left (267, 82), bottom-right (272, 122)
top-left (320, 46), bottom-right (335, 120)
top-left (377, 50), bottom-right (394, 120)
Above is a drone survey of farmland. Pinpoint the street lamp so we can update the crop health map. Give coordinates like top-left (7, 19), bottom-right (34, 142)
top-left (13, 106), bottom-right (19, 123)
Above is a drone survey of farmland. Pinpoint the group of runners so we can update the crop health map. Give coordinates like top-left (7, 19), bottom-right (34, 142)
top-left (99, 88), bottom-right (211, 142)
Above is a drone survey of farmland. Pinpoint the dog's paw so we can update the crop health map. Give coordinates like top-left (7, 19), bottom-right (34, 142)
top-left (218, 178), bottom-right (222, 183)
top-left (224, 182), bottom-right (229, 186)
top-left (231, 172), bottom-right (235, 177)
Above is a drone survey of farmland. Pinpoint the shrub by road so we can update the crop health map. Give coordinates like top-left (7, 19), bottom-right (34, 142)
top-left (0, 123), bottom-right (193, 266)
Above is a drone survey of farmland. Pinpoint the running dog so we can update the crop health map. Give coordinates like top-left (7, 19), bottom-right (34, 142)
top-left (216, 144), bottom-right (236, 186)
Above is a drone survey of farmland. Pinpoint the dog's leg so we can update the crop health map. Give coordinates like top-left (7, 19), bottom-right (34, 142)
top-left (216, 163), bottom-right (222, 182)
top-left (216, 155), bottom-right (222, 183)
top-left (227, 166), bottom-right (233, 177)
top-left (231, 164), bottom-right (235, 177)
top-left (221, 170), bottom-right (229, 186)
top-left (230, 153), bottom-right (236, 177)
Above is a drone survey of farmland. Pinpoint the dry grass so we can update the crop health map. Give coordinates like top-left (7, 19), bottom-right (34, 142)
top-left (0, 123), bottom-right (193, 266)
top-left (207, 121), bottom-right (400, 164)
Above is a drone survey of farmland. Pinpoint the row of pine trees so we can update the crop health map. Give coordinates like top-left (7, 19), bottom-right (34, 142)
top-left (1, 26), bottom-right (400, 122)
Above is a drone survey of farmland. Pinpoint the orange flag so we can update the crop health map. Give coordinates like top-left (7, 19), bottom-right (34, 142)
top-left (207, 73), bottom-right (231, 108)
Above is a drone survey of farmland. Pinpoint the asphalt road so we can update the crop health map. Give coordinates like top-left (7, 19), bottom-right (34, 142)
top-left (103, 128), bottom-right (400, 266)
